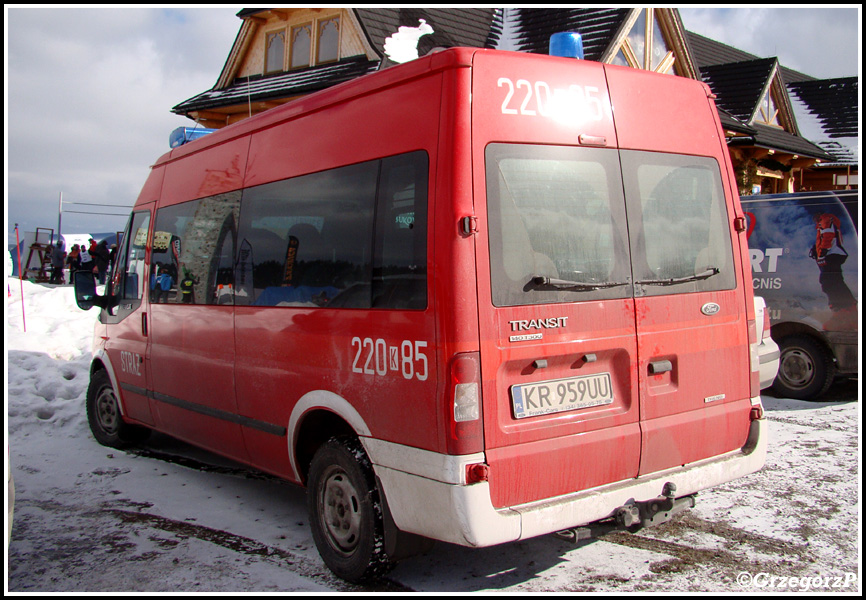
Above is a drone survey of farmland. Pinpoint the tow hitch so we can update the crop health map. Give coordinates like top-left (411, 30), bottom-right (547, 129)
top-left (554, 483), bottom-right (696, 543)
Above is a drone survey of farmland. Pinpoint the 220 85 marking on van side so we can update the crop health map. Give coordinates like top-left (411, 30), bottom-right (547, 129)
top-left (351, 337), bottom-right (429, 381)
top-left (511, 372), bottom-right (613, 419)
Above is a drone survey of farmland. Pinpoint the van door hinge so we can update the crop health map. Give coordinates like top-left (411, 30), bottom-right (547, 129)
top-left (461, 215), bottom-right (478, 236)
top-left (734, 216), bottom-right (747, 232)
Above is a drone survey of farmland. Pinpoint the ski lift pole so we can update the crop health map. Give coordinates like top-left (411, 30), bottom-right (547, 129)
top-left (14, 224), bottom-right (26, 332)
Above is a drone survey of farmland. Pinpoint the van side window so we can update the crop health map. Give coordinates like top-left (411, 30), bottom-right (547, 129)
top-left (372, 152), bottom-right (428, 309)
top-left (150, 191), bottom-right (241, 305)
top-left (115, 211), bottom-right (151, 303)
top-left (238, 161), bottom-right (378, 308)
top-left (101, 210), bottom-right (150, 324)
top-left (237, 151), bottom-right (429, 309)
top-left (621, 151), bottom-right (736, 295)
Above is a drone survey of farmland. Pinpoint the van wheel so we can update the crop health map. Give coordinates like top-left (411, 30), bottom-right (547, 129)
top-left (307, 436), bottom-right (393, 583)
top-left (86, 370), bottom-right (150, 448)
top-left (772, 335), bottom-right (835, 400)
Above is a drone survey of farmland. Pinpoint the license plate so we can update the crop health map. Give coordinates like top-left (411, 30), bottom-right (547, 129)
top-left (511, 373), bottom-right (614, 419)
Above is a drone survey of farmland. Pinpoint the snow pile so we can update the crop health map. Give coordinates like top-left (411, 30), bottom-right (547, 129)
top-left (7, 279), bottom-right (96, 436)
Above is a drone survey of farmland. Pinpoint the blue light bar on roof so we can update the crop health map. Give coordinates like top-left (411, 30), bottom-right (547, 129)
top-left (549, 32), bottom-right (585, 60)
top-left (170, 127), bottom-right (217, 149)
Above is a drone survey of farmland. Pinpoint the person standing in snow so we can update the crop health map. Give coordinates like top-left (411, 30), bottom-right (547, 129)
top-left (78, 243), bottom-right (93, 277)
top-left (65, 245), bottom-right (81, 277)
top-left (49, 241), bottom-right (67, 284)
top-left (92, 239), bottom-right (111, 285)
top-left (108, 244), bottom-right (118, 274)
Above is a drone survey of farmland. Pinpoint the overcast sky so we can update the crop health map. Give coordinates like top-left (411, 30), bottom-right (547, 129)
top-left (5, 6), bottom-right (861, 244)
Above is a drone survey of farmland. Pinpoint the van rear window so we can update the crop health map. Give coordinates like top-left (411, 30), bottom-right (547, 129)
top-left (485, 144), bottom-right (631, 307)
top-left (621, 150), bottom-right (736, 297)
top-left (485, 144), bottom-right (736, 306)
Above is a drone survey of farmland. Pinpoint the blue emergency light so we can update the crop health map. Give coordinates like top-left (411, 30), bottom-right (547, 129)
top-left (549, 32), bottom-right (585, 59)
top-left (170, 126), bottom-right (217, 149)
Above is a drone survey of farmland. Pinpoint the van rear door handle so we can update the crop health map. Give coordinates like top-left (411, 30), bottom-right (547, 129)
top-left (648, 360), bottom-right (672, 374)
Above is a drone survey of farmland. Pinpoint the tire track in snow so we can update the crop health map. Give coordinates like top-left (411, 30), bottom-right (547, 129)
top-left (601, 510), bottom-right (820, 586)
top-left (107, 508), bottom-right (415, 593)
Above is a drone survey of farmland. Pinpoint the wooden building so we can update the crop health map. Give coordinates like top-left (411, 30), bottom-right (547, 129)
top-left (172, 8), bottom-right (857, 194)
top-left (172, 8), bottom-right (499, 128)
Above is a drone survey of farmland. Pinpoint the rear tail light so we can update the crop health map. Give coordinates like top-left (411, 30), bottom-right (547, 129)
top-left (465, 463), bottom-right (489, 484)
top-left (446, 352), bottom-right (484, 455)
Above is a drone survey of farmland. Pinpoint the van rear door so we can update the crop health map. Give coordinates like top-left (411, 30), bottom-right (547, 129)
top-left (471, 51), bottom-right (640, 509)
top-left (620, 150), bottom-right (751, 474)
top-left (470, 51), bottom-right (753, 509)
top-left (605, 67), bottom-right (753, 475)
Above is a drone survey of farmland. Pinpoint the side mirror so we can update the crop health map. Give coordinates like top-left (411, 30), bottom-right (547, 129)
top-left (73, 270), bottom-right (104, 310)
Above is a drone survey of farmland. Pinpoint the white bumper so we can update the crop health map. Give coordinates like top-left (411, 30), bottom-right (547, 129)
top-left (364, 412), bottom-right (768, 548)
top-left (758, 337), bottom-right (781, 390)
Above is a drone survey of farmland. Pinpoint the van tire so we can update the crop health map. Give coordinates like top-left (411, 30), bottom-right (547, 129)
top-left (772, 335), bottom-right (835, 400)
top-left (86, 369), bottom-right (150, 448)
top-left (307, 436), bottom-right (394, 583)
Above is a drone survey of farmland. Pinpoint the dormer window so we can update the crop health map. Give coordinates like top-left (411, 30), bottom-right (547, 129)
top-left (265, 30), bottom-right (286, 74)
top-left (286, 15), bottom-right (341, 71)
top-left (290, 24), bottom-right (312, 69)
top-left (316, 17), bottom-right (340, 64)
top-left (263, 14), bottom-right (341, 74)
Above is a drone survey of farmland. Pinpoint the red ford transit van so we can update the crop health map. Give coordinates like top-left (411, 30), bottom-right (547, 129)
top-left (75, 45), bottom-right (767, 582)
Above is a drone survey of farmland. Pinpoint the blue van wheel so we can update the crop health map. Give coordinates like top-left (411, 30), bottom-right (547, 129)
top-left (773, 335), bottom-right (835, 401)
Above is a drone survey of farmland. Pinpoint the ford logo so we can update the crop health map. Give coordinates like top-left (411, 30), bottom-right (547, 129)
top-left (701, 302), bottom-right (721, 316)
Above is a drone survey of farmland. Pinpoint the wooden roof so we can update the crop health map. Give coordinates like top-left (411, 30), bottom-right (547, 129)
top-left (354, 8), bottom-right (501, 58)
top-left (509, 8), bottom-right (630, 61)
top-left (699, 58), bottom-right (779, 123)
top-left (688, 32), bottom-right (834, 161)
top-left (686, 30), bottom-right (756, 68)
top-left (787, 77), bottom-right (858, 139)
top-left (173, 55), bottom-right (379, 115)
top-left (787, 77), bottom-right (858, 166)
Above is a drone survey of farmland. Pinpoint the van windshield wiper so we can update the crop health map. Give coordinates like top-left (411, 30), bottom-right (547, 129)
top-left (529, 276), bottom-right (629, 291)
top-left (635, 267), bottom-right (720, 287)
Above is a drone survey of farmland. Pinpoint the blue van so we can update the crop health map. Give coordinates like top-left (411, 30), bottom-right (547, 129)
top-left (742, 190), bottom-right (858, 399)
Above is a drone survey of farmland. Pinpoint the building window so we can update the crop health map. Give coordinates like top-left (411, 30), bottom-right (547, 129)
top-left (756, 88), bottom-right (783, 127)
top-left (316, 17), bottom-right (340, 64)
top-left (286, 16), bottom-right (340, 71)
top-left (290, 23), bottom-right (312, 70)
top-left (265, 15), bottom-right (341, 74)
top-left (265, 30), bottom-right (286, 74)
top-left (612, 9), bottom-right (675, 75)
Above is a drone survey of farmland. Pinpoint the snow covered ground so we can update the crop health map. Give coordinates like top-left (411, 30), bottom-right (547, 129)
top-left (5, 278), bottom-right (861, 593)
